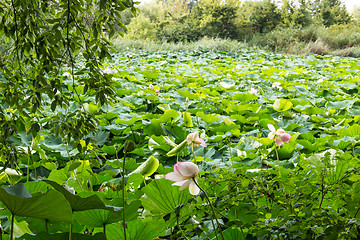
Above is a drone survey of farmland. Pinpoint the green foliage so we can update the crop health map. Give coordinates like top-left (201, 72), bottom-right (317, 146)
top-left (239, 0), bottom-right (281, 33)
top-left (192, 0), bottom-right (240, 39)
top-left (0, 183), bottom-right (72, 223)
top-left (3, 45), bottom-right (360, 239)
top-left (318, 0), bottom-right (351, 27)
top-left (125, 13), bottom-right (157, 40)
top-left (123, 0), bottom-right (354, 51)
top-left (0, 0), bottom-right (136, 169)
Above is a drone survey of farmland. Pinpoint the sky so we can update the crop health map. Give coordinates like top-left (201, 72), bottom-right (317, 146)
top-left (342, 0), bottom-right (359, 11)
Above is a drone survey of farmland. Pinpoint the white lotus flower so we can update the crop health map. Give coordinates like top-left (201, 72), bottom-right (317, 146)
top-left (62, 72), bottom-right (71, 77)
top-left (165, 162), bottom-right (200, 195)
top-left (249, 87), bottom-right (258, 94)
top-left (220, 82), bottom-right (235, 89)
top-left (186, 132), bottom-right (206, 148)
top-left (268, 124), bottom-right (291, 147)
top-left (272, 82), bottom-right (283, 91)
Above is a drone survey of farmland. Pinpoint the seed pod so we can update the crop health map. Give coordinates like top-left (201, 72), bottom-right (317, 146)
top-left (183, 112), bottom-right (193, 127)
top-left (124, 140), bottom-right (136, 153)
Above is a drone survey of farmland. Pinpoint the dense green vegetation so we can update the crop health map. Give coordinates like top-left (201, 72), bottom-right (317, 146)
top-left (2, 49), bottom-right (360, 239)
top-left (122, 0), bottom-right (360, 56)
top-left (2, 0), bottom-right (360, 240)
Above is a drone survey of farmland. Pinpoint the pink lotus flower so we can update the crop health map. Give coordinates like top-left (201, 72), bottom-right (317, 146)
top-left (149, 83), bottom-right (154, 89)
top-left (272, 82), bottom-right (283, 91)
top-left (103, 67), bottom-right (118, 74)
top-left (155, 89), bottom-right (159, 93)
top-left (186, 132), bottom-right (206, 148)
top-left (267, 124), bottom-right (291, 146)
top-left (104, 67), bottom-right (112, 74)
top-left (165, 162), bottom-right (200, 195)
top-left (249, 87), bottom-right (258, 94)
top-left (62, 72), bottom-right (71, 77)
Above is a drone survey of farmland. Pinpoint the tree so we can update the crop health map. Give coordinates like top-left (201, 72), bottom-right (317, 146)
top-left (0, 0), bottom-right (137, 168)
top-left (351, 5), bottom-right (360, 23)
top-left (295, 0), bottom-right (312, 27)
top-left (278, 0), bottom-right (312, 27)
top-left (239, 0), bottom-right (281, 33)
top-left (192, 0), bottom-right (240, 39)
top-left (311, 0), bottom-right (351, 26)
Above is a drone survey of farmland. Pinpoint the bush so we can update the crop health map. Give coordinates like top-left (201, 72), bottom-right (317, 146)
top-left (156, 19), bottom-right (202, 42)
top-left (125, 13), bottom-right (157, 40)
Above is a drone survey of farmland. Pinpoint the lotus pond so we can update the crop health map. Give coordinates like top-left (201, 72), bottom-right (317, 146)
top-left (2, 49), bottom-right (360, 239)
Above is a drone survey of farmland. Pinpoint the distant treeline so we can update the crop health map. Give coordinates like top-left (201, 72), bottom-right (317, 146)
top-left (123, 0), bottom-right (353, 41)
top-left (117, 0), bottom-right (360, 56)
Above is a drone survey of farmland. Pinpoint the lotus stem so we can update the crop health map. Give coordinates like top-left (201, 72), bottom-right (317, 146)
top-left (191, 145), bottom-right (196, 163)
top-left (69, 223), bottom-right (72, 240)
top-left (193, 179), bottom-right (225, 240)
top-left (122, 151), bottom-right (127, 240)
top-left (45, 219), bottom-right (48, 233)
top-left (103, 224), bottom-right (107, 240)
top-left (10, 214), bottom-right (14, 240)
top-left (275, 146), bottom-right (281, 177)
top-left (176, 215), bottom-right (191, 240)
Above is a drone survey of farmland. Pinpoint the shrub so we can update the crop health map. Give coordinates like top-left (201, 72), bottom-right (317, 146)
top-left (125, 13), bottom-right (157, 40)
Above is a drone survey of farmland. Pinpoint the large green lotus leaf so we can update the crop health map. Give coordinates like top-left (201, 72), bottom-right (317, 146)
top-left (24, 181), bottom-right (49, 194)
top-left (196, 112), bottom-right (220, 124)
top-left (177, 90), bottom-right (198, 100)
top-left (273, 99), bottom-right (292, 112)
top-left (232, 93), bottom-right (258, 102)
top-left (277, 133), bottom-right (299, 159)
top-left (11, 219), bottom-right (33, 237)
top-left (259, 118), bottom-right (276, 129)
top-left (228, 203), bottom-right (257, 225)
top-left (115, 113), bottom-right (142, 125)
top-left (44, 180), bottom-right (107, 212)
top-left (47, 168), bottom-right (69, 185)
top-left (91, 130), bottom-right (110, 146)
top-left (340, 124), bottom-right (360, 139)
top-left (327, 99), bottom-right (355, 110)
top-left (140, 71), bottom-right (159, 80)
top-left (83, 103), bottom-right (98, 114)
top-left (101, 145), bottom-right (117, 155)
top-left (18, 232), bottom-right (105, 240)
top-left (74, 200), bottom-right (141, 228)
top-left (41, 135), bottom-right (66, 152)
top-left (332, 136), bottom-right (355, 150)
top-left (24, 217), bottom-right (84, 235)
top-left (107, 219), bottom-right (165, 240)
top-left (0, 183), bottom-right (72, 223)
top-left (143, 119), bottom-right (166, 136)
top-left (140, 178), bottom-right (192, 215)
top-left (159, 109), bottom-right (180, 123)
top-left (210, 123), bottom-right (238, 133)
top-left (297, 139), bottom-right (318, 153)
top-left (294, 105), bottom-right (325, 115)
top-left (211, 227), bottom-right (244, 240)
top-left (225, 104), bottom-right (259, 113)
top-left (74, 209), bottom-right (120, 228)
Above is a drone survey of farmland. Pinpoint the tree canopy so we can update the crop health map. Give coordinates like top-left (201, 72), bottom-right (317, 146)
top-left (0, 0), bottom-right (137, 168)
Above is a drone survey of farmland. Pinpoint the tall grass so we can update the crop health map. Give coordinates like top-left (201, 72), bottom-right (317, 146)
top-left (2, 23), bottom-right (360, 57)
top-left (247, 23), bottom-right (360, 57)
top-left (114, 20), bottom-right (360, 56)
top-left (113, 24), bottom-right (360, 57)
top-left (112, 37), bottom-right (253, 53)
